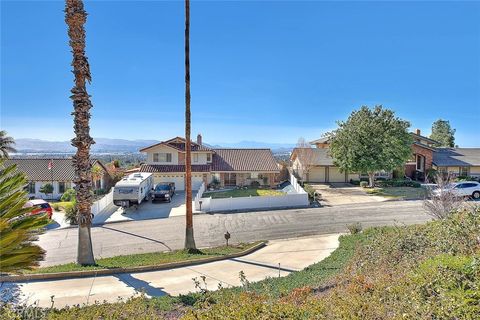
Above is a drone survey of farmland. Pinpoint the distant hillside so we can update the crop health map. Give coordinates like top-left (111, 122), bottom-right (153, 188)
top-left (14, 138), bottom-right (159, 153)
top-left (14, 138), bottom-right (294, 154)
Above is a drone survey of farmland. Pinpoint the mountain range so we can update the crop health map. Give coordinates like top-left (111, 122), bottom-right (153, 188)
top-left (13, 138), bottom-right (295, 154)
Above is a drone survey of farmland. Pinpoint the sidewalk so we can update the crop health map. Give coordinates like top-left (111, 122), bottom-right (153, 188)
top-left (3, 234), bottom-right (340, 308)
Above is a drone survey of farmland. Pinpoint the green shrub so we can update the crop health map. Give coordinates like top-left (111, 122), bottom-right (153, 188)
top-left (347, 222), bottom-right (362, 234)
top-left (376, 179), bottom-right (420, 188)
top-left (60, 188), bottom-right (76, 202)
top-left (51, 203), bottom-right (60, 211)
top-left (94, 188), bottom-right (106, 196)
top-left (359, 181), bottom-right (368, 188)
top-left (250, 180), bottom-right (260, 188)
top-left (302, 183), bottom-right (316, 199)
top-left (64, 202), bottom-right (77, 225)
top-left (456, 175), bottom-right (479, 182)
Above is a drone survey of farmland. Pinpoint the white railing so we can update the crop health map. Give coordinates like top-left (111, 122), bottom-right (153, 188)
top-left (91, 188), bottom-right (113, 216)
top-left (290, 173), bottom-right (307, 194)
top-left (194, 182), bottom-right (206, 211)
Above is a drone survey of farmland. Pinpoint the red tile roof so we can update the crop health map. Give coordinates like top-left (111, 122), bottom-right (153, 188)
top-left (140, 164), bottom-right (211, 173)
top-left (211, 149), bottom-right (279, 172)
top-left (4, 158), bottom-right (107, 181)
top-left (139, 137), bottom-right (213, 152)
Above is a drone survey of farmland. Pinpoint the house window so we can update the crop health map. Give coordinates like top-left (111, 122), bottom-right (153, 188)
top-left (460, 167), bottom-right (469, 177)
top-left (416, 155), bottom-right (425, 172)
top-left (250, 172), bottom-right (258, 179)
top-left (27, 182), bottom-right (35, 194)
top-left (193, 154), bottom-right (198, 163)
top-left (59, 182), bottom-right (66, 193)
top-left (206, 153), bottom-right (211, 162)
top-left (159, 153), bottom-right (172, 162)
top-left (154, 153), bottom-right (172, 162)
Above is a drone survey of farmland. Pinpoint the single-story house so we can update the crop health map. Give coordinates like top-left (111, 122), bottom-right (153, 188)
top-left (139, 135), bottom-right (280, 190)
top-left (4, 158), bottom-right (111, 200)
top-left (432, 148), bottom-right (480, 178)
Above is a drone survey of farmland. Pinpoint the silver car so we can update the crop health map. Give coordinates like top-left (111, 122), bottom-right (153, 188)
top-left (433, 181), bottom-right (480, 200)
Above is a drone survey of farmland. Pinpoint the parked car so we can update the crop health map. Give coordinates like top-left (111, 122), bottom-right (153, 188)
top-left (151, 182), bottom-right (175, 203)
top-left (24, 199), bottom-right (53, 219)
top-left (433, 181), bottom-right (480, 200)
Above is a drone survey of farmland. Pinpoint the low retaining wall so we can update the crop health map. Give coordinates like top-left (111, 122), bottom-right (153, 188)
top-left (200, 193), bottom-right (308, 212)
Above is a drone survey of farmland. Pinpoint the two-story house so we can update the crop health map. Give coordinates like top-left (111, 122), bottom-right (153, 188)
top-left (139, 135), bottom-right (280, 191)
top-left (293, 128), bottom-right (480, 183)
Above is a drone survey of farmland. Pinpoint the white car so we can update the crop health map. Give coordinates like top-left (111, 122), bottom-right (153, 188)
top-left (433, 181), bottom-right (480, 200)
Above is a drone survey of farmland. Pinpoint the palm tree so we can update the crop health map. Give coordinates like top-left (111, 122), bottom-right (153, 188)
top-left (65, 0), bottom-right (95, 265)
top-left (184, 0), bottom-right (196, 251)
top-left (0, 160), bottom-right (49, 273)
top-left (0, 130), bottom-right (17, 158)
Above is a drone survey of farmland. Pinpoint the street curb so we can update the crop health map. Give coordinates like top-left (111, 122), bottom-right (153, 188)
top-left (0, 242), bottom-right (267, 283)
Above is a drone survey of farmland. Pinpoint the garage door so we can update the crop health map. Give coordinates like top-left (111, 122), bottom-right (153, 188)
top-left (192, 174), bottom-right (204, 190)
top-left (308, 167), bottom-right (326, 182)
top-left (328, 167), bottom-right (346, 183)
top-left (153, 174), bottom-right (185, 191)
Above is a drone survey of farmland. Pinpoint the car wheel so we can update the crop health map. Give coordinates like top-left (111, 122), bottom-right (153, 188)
top-left (473, 191), bottom-right (480, 200)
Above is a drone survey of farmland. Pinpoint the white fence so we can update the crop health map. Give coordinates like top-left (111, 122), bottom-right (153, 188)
top-left (290, 173), bottom-right (307, 194)
top-left (91, 188), bottom-right (113, 216)
top-left (194, 182), bottom-right (206, 211)
top-left (195, 176), bottom-right (308, 213)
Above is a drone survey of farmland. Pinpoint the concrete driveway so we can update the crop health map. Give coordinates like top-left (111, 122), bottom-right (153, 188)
top-left (93, 191), bottom-right (198, 224)
top-left (2, 234), bottom-right (340, 308)
top-left (310, 183), bottom-right (386, 206)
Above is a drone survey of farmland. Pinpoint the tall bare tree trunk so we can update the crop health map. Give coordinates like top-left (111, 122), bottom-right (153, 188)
top-left (184, 0), bottom-right (196, 251)
top-left (65, 0), bottom-right (95, 265)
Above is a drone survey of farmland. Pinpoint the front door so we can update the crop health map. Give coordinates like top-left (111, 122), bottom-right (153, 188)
top-left (224, 173), bottom-right (237, 186)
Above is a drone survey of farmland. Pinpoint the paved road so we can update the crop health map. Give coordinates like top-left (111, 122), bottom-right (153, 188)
top-left (6, 234), bottom-right (340, 308)
top-left (37, 200), bottom-right (430, 266)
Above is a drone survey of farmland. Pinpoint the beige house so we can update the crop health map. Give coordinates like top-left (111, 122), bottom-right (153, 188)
top-left (139, 135), bottom-right (280, 191)
top-left (433, 148), bottom-right (480, 178)
top-left (291, 143), bottom-right (359, 183)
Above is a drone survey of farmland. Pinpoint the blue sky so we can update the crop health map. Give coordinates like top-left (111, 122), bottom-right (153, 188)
top-left (1, 1), bottom-right (479, 146)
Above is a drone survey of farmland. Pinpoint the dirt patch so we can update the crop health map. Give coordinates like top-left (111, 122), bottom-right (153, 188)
top-left (308, 183), bottom-right (386, 206)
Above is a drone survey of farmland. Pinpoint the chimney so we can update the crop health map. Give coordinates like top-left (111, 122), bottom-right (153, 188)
top-left (196, 133), bottom-right (202, 145)
top-left (416, 129), bottom-right (421, 135)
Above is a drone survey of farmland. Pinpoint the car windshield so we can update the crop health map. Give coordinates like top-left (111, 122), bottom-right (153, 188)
top-left (155, 185), bottom-right (170, 191)
top-left (445, 183), bottom-right (457, 189)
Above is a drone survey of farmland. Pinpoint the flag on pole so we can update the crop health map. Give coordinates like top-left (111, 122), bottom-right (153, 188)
top-left (48, 160), bottom-right (53, 170)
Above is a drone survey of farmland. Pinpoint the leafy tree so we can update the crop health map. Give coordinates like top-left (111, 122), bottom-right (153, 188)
top-left (184, 0), bottom-right (196, 251)
top-left (0, 160), bottom-right (49, 273)
top-left (65, 0), bottom-right (95, 265)
top-left (294, 137), bottom-right (316, 181)
top-left (328, 105), bottom-right (413, 187)
top-left (430, 119), bottom-right (455, 147)
top-left (0, 130), bottom-right (16, 158)
top-left (39, 183), bottom-right (54, 197)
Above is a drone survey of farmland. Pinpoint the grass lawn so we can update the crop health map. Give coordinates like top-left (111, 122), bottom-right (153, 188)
top-left (366, 186), bottom-right (426, 199)
top-left (48, 201), bottom-right (74, 211)
top-left (203, 188), bottom-right (285, 199)
top-left (26, 242), bottom-right (260, 274)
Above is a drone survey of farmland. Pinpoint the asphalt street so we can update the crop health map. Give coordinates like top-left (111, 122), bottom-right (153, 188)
top-left (37, 200), bottom-right (430, 266)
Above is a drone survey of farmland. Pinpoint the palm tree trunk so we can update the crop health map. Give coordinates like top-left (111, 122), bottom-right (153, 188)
top-left (65, 0), bottom-right (95, 265)
top-left (184, 0), bottom-right (196, 251)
